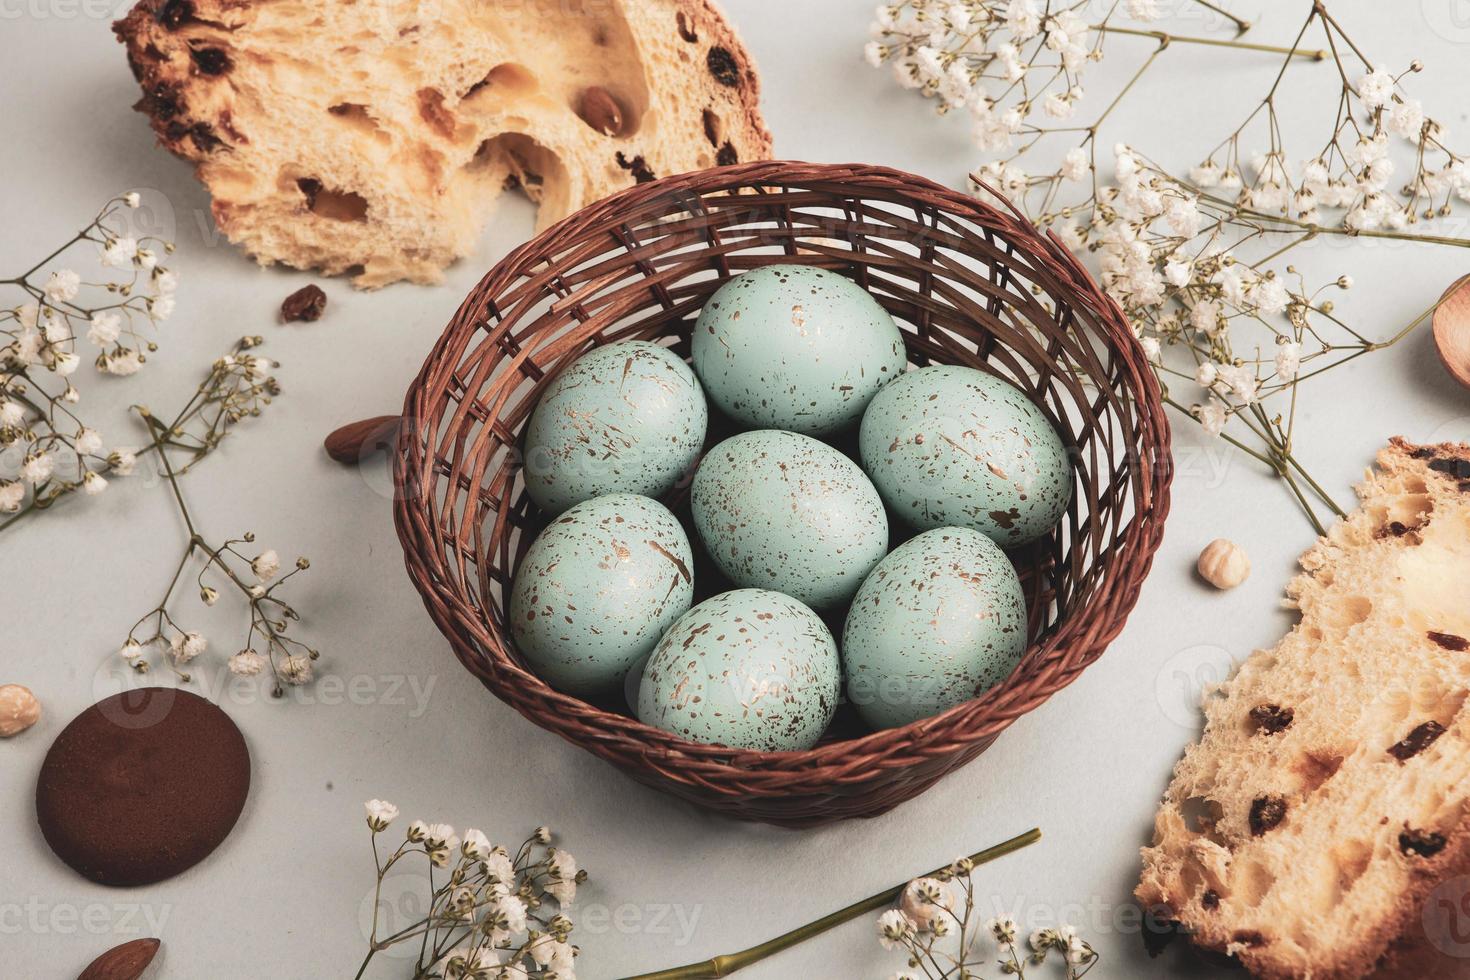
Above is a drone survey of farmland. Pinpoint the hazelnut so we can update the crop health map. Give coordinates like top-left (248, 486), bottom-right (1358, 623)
top-left (1197, 539), bottom-right (1250, 590)
top-left (0, 684), bottom-right (40, 737)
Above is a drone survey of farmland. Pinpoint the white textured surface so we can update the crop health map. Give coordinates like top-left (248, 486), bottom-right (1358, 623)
top-left (2, 2), bottom-right (1469, 977)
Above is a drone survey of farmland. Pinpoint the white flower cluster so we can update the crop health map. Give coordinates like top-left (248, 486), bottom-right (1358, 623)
top-left (877, 860), bottom-right (1097, 979)
top-left (869, 4), bottom-right (1470, 482)
top-left (0, 193), bottom-right (176, 518)
top-left (363, 804), bottom-right (582, 980)
top-left (866, 0), bottom-right (1131, 152)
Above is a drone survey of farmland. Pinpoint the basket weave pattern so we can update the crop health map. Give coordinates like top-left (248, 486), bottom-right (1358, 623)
top-left (395, 162), bottom-right (1172, 827)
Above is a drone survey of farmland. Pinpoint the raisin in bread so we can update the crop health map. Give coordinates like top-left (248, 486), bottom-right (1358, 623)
top-left (1138, 438), bottom-right (1470, 980)
top-left (114, 0), bottom-right (772, 288)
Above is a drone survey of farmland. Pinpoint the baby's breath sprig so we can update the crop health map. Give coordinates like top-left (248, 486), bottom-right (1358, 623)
top-left (118, 338), bottom-right (318, 697)
top-left (616, 829), bottom-right (1041, 980)
top-left (355, 801), bottom-right (583, 980)
top-left (869, 1), bottom-right (1470, 533)
top-left (0, 192), bottom-right (178, 528)
top-left (879, 865), bottom-right (1097, 979)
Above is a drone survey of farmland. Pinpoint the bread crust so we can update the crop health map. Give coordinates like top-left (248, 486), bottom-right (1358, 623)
top-left (113, 0), bottom-right (773, 287)
top-left (1138, 438), bottom-right (1470, 980)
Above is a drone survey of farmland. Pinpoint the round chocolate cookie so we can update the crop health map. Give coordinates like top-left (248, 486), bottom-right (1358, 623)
top-left (37, 688), bottom-right (250, 886)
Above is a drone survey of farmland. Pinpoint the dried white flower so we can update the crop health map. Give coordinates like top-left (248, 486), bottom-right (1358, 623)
top-left (365, 799), bottom-right (400, 832)
top-left (82, 472), bottom-right (107, 496)
top-left (546, 848), bottom-right (578, 904)
top-left (21, 452), bottom-right (53, 485)
top-left (43, 269), bottom-right (80, 303)
top-left (1126, 0), bottom-right (1160, 21)
top-left (1275, 341), bottom-right (1302, 381)
top-left (251, 549), bottom-right (280, 582)
top-left (100, 237), bottom-right (138, 269)
top-left (170, 631), bottom-right (207, 664)
top-left (86, 311), bottom-right (122, 347)
top-left (75, 428), bottom-right (103, 455)
top-left (280, 654), bottom-right (314, 686)
top-left (1357, 66), bottom-right (1395, 109)
top-left (878, 908), bottom-right (914, 950)
top-left (229, 649), bottom-right (265, 675)
top-left (0, 481), bottom-right (24, 513)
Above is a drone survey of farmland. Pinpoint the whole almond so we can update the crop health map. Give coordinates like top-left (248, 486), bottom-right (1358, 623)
top-left (1433, 273), bottom-right (1470, 389)
top-left (324, 415), bottom-right (400, 464)
top-left (77, 938), bottom-right (160, 980)
top-left (577, 86), bottom-right (625, 137)
top-left (0, 683), bottom-right (40, 736)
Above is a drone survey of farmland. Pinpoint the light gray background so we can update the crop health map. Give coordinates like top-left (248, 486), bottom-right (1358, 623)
top-left (4, 1), bottom-right (1470, 977)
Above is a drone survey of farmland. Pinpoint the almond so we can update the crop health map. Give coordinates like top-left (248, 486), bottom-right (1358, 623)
top-left (1433, 272), bottom-right (1470, 390)
top-left (324, 415), bottom-right (400, 464)
top-left (77, 938), bottom-right (160, 980)
top-left (577, 86), bottom-right (625, 138)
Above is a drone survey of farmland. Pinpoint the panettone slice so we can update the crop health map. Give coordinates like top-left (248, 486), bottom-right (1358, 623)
top-left (114, 0), bottom-right (773, 288)
top-left (1138, 438), bottom-right (1470, 979)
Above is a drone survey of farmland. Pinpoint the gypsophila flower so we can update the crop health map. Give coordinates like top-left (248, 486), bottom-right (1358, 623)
top-left (365, 799), bottom-right (400, 832)
top-left (100, 237), bottom-right (138, 269)
top-left (229, 649), bottom-right (265, 676)
top-left (75, 428), bottom-right (103, 455)
top-left (462, 828), bottom-right (493, 860)
top-left (0, 481), bottom-right (23, 513)
top-left (1357, 66), bottom-right (1395, 109)
top-left (357, 814), bottom-right (585, 980)
top-left (546, 848), bottom-right (578, 904)
top-left (878, 909), bottom-right (914, 951)
top-left (280, 654), bottom-right (314, 687)
top-left (43, 269), bottom-right (80, 303)
top-left (170, 631), bottom-right (207, 664)
top-left (1125, 0), bottom-right (1160, 20)
top-left (1274, 341), bottom-right (1301, 381)
top-left (86, 311), bottom-right (122, 346)
top-left (82, 472), bottom-right (107, 495)
top-left (123, 192), bottom-right (141, 208)
top-left (0, 400), bottom-right (25, 427)
top-left (251, 549), bottom-right (280, 583)
top-left (899, 877), bottom-right (955, 933)
top-left (21, 452), bottom-right (53, 485)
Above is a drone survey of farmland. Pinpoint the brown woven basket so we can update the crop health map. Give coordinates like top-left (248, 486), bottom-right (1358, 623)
top-left (394, 161), bottom-right (1172, 828)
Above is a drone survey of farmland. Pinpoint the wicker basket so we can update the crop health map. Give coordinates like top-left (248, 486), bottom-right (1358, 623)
top-left (394, 161), bottom-right (1172, 828)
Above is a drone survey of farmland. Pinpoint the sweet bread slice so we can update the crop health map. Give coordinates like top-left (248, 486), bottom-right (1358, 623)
top-left (1138, 438), bottom-right (1470, 979)
top-left (114, 0), bottom-right (772, 288)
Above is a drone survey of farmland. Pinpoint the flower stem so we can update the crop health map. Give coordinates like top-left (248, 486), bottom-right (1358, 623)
top-left (1092, 24), bottom-right (1327, 61)
top-left (614, 828), bottom-right (1042, 980)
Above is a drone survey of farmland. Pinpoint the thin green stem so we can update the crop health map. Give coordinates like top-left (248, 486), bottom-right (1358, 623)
top-left (616, 829), bottom-right (1042, 980)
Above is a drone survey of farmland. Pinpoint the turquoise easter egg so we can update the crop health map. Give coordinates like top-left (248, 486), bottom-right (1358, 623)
top-left (523, 341), bottom-right (707, 515)
top-left (691, 265), bottom-right (906, 436)
top-left (842, 527), bottom-right (1027, 729)
top-left (858, 366), bottom-right (1072, 546)
top-left (509, 494), bottom-right (694, 698)
top-left (637, 589), bottom-right (840, 751)
top-left (691, 430), bottom-right (888, 609)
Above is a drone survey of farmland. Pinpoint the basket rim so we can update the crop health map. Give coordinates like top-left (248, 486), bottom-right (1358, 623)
top-left (393, 160), bottom-right (1173, 774)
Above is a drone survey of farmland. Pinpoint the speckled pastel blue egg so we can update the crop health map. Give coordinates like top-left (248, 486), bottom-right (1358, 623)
top-left (859, 366), bottom-right (1072, 546)
top-left (843, 527), bottom-right (1027, 730)
top-left (509, 494), bottom-right (694, 698)
top-left (637, 589), bottom-right (840, 751)
top-left (691, 265), bottom-right (907, 436)
top-left (522, 341), bottom-right (707, 515)
top-left (691, 430), bottom-right (888, 609)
